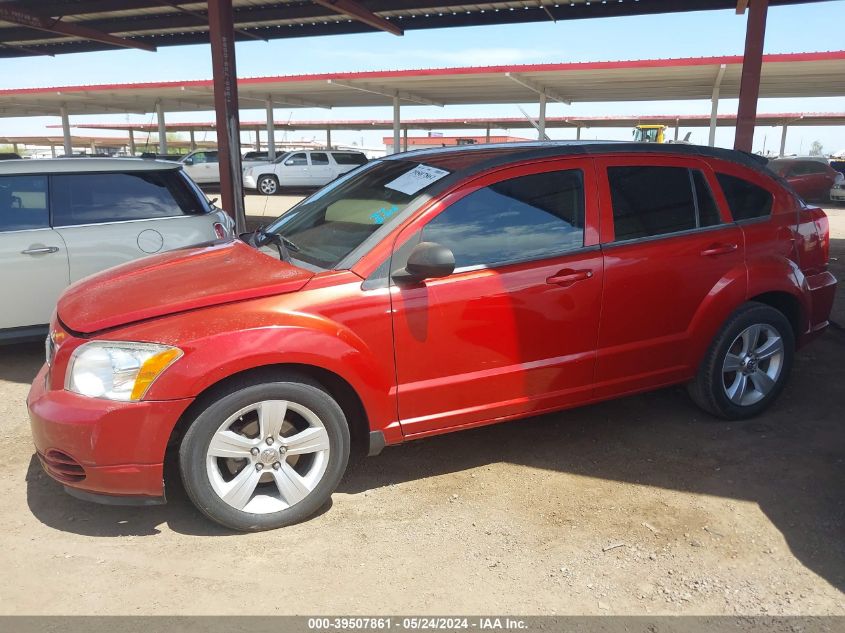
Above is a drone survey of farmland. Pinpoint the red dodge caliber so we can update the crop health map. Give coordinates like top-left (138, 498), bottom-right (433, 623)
top-left (28, 142), bottom-right (837, 531)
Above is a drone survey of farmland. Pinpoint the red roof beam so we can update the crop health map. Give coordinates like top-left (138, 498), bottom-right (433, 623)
top-left (311, 0), bottom-right (402, 36)
top-left (0, 3), bottom-right (156, 52)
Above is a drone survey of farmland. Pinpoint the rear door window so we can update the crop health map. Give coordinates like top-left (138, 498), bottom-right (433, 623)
top-left (51, 171), bottom-right (204, 226)
top-left (607, 166), bottom-right (720, 242)
top-left (310, 152), bottom-right (330, 166)
top-left (0, 175), bottom-right (49, 231)
top-left (716, 173), bottom-right (773, 221)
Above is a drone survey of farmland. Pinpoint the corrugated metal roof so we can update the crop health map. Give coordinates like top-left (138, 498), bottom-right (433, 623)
top-left (0, 1), bottom-right (832, 58)
top-left (1, 51), bottom-right (844, 118)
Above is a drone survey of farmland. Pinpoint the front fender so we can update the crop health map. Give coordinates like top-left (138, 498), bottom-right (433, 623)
top-left (112, 292), bottom-right (397, 438)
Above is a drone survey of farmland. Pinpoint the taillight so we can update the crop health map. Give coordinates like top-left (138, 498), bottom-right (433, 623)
top-left (214, 222), bottom-right (226, 239)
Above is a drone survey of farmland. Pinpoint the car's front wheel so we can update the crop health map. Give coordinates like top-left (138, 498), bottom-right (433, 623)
top-left (179, 376), bottom-right (350, 531)
top-left (257, 175), bottom-right (279, 195)
top-left (688, 302), bottom-right (794, 420)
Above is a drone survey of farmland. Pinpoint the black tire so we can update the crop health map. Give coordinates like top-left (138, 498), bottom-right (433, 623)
top-left (688, 302), bottom-right (795, 420)
top-left (179, 376), bottom-right (350, 531)
top-left (257, 175), bottom-right (279, 196)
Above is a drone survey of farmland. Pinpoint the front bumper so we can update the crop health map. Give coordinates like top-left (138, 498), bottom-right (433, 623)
top-left (27, 364), bottom-right (194, 501)
top-left (830, 187), bottom-right (845, 202)
top-left (243, 173), bottom-right (258, 189)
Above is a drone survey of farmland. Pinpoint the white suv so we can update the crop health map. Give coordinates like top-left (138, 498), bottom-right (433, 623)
top-left (243, 150), bottom-right (368, 195)
top-left (0, 158), bottom-right (233, 341)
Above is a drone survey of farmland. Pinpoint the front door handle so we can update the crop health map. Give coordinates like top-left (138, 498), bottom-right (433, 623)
top-left (700, 243), bottom-right (738, 257)
top-left (546, 269), bottom-right (593, 286)
top-left (21, 246), bottom-right (59, 255)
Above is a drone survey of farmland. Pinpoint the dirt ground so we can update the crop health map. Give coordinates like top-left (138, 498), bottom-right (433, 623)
top-left (0, 205), bottom-right (842, 616)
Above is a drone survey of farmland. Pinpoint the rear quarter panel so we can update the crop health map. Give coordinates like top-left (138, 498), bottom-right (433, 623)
top-left (709, 159), bottom-right (811, 334)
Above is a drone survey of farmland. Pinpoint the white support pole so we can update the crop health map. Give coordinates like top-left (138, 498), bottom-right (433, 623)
top-left (50, 144), bottom-right (56, 158)
top-left (266, 96), bottom-right (276, 160)
top-left (128, 129), bottom-right (136, 156)
top-left (485, 125), bottom-right (491, 143)
top-left (60, 104), bottom-right (72, 156)
top-left (576, 127), bottom-right (582, 140)
top-left (779, 124), bottom-right (788, 157)
top-left (326, 127), bottom-right (332, 149)
top-left (90, 140), bottom-right (96, 155)
top-left (156, 101), bottom-right (167, 155)
top-left (392, 95), bottom-right (401, 154)
top-left (189, 130), bottom-right (196, 151)
top-left (709, 64), bottom-right (727, 147)
top-left (674, 125), bottom-right (679, 141)
top-left (403, 127), bottom-right (408, 152)
top-left (254, 129), bottom-right (260, 151)
top-left (538, 92), bottom-right (547, 140)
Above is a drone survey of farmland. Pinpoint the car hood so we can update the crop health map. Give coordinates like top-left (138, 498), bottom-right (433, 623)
top-left (58, 239), bottom-right (314, 334)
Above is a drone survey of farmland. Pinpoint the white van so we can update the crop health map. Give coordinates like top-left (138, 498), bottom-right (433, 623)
top-left (242, 150), bottom-right (368, 195)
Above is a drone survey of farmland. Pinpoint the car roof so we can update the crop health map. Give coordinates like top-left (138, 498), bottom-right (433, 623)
top-left (384, 140), bottom-right (772, 177)
top-left (0, 157), bottom-right (181, 175)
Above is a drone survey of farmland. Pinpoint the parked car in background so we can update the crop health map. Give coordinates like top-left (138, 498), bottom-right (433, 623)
top-left (179, 149), bottom-right (219, 184)
top-left (0, 158), bottom-right (233, 341)
top-left (0, 152), bottom-right (22, 160)
top-left (243, 151), bottom-right (270, 162)
top-left (28, 142), bottom-right (836, 531)
top-left (767, 157), bottom-right (842, 202)
top-left (243, 149), bottom-right (368, 194)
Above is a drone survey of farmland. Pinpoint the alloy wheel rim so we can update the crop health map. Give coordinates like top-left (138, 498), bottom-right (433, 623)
top-left (206, 399), bottom-right (330, 514)
top-left (259, 178), bottom-right (276, 194)
top-left (722, 323), bottom-right (784, 406)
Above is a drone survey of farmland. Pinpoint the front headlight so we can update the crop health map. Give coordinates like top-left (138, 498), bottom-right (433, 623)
top-left (66, 342), bottom-right (182, 401)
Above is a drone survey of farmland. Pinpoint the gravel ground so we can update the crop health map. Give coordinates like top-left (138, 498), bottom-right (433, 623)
top-left (0, 206), bottom-right (842, 616)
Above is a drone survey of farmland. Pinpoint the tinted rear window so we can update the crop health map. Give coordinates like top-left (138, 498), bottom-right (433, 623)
top-left (52, 171), bottom-right (204, 226)
top-left (331, 152), bottom-right (368, 166)
top-left (608, 166), bottom-right (721, 242)
top-left (716, 173), bottom-right (773, 221)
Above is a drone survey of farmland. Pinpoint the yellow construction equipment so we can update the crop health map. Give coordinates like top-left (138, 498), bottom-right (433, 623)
top-left (633, 124), bottom-right (667, 143)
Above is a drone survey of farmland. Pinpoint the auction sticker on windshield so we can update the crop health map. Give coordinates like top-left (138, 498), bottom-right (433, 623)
top-left (385, 164), bottom-right (450, 195)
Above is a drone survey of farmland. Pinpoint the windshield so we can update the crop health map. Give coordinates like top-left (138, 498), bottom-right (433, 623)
top-left (273, 152), bottom-right (293, 164)
top-left (263, 159), bottom-right (451, 269)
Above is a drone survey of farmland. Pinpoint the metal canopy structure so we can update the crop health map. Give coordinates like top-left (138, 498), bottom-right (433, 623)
top-left (59, 112), bottom-right (845, 132)
top-left (0, 1), bottom-right (829, 58)
top-left (61, 111), bottom-right (845, 157)
top-left (0, 0), bottom-right (835, 230)
top-left (2, 51), bottom-right (844, 117)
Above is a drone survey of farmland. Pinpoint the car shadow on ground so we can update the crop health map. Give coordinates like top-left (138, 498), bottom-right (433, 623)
top-left (20, 237), bottom-right (845, 593)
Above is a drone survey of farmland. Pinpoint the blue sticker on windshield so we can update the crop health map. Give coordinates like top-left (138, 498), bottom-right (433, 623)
top-left (370, 204), bottom-right (399, 224)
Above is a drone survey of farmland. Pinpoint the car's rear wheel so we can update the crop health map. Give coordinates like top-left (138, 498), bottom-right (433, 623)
top-left (179, 377), bottom-right (350, 531)
top-left (257, 175), bottom-right (279, 195)
top-left (688, 302), bottom-right (794, 420)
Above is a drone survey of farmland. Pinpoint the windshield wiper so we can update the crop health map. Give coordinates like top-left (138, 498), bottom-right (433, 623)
top-left (249, 225), bottom-right (300, 263)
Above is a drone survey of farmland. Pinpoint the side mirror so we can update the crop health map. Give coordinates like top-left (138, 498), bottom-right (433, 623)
top-left (392, 241), bottom-right (455, 284)
top-left (183, 157), bottom-right (194, 166)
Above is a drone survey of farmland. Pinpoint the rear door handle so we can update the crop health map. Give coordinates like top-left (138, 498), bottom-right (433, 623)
top-left (700, 243), bottom-right (738, 257)
top-left (546, 269), bottom-right (593, 286)
top-left (21, 246), bottom-right (59, 255)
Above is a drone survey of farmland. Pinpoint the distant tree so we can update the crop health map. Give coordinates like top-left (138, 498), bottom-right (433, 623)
top-left (810, 140), bottom-right (824, 156)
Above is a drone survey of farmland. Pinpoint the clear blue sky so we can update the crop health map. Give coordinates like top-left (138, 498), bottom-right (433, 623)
top-left (2, 1), bottom-right (844, 154)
